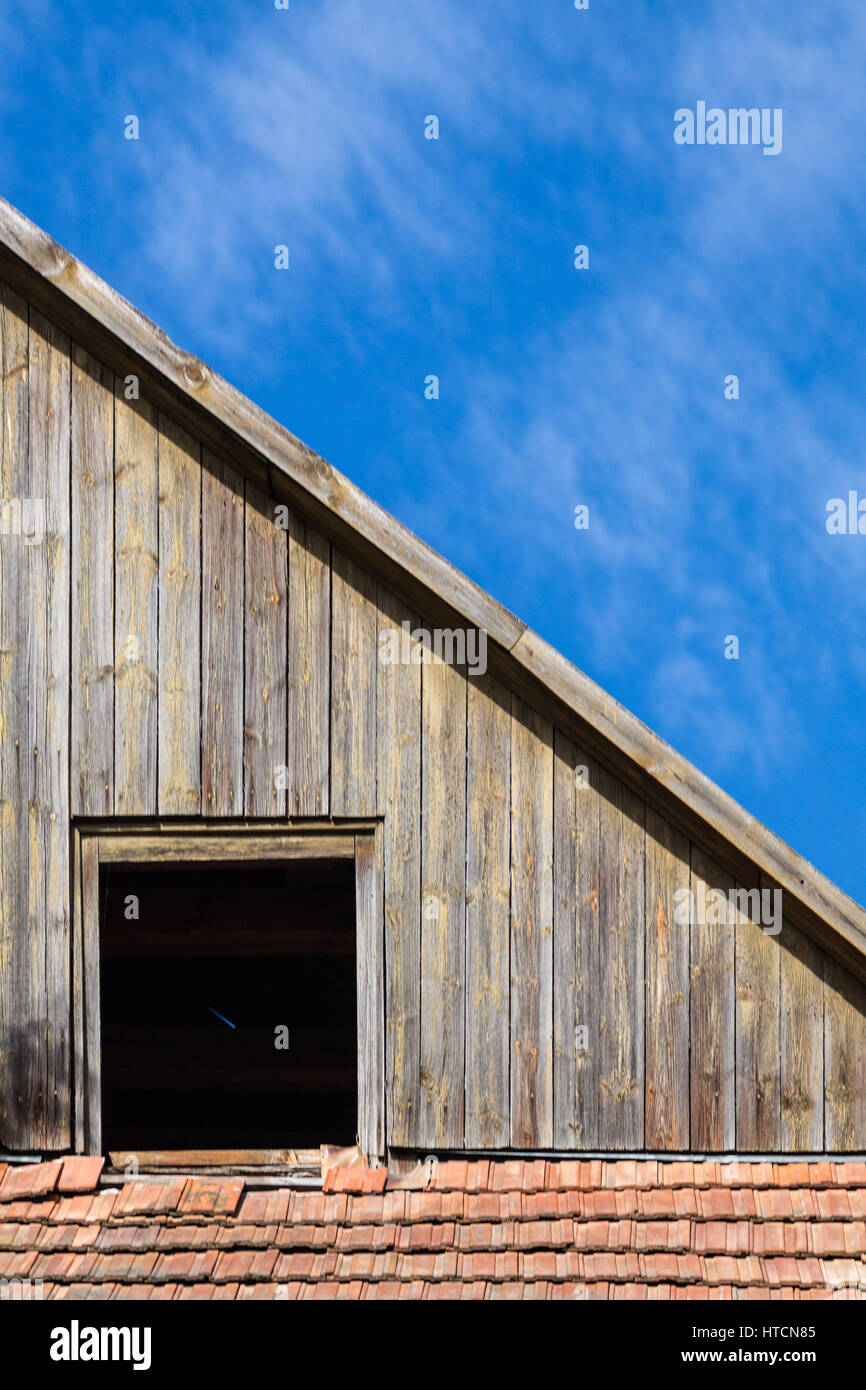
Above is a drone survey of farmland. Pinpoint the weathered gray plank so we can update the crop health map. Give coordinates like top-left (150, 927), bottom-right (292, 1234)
top-left (377, 586), bottom-right (421, 1147)
top-left (331, 549), bottom-right (377, 816)
top-left (356, 830), bottom-right (385, 1159)
top-left (81, 834), bottom-right (101, 1155)
top-left (510, 695), bottom-right (553, 1148)
top-left (114, 388), bottom-right (158, 814)
top-left (735, 875), bottom-right (781, 1151)
top-left (97, 832), bottom-right (355, 863)
top-left (287, 512), bottom-right (329, 815)
top-left (644, 808), bottom-right (690, 1150)
top-left (465, 674), bottom-right (511, 1148)
top-left (201, 451), bottom-right (244, 815)
top-left (553, 735), bottom-right (602, 1149)
top-left (70, 344), bottom-right (114, 815)
top-left (825, 957), bottom-right (866, 1151)
top-left (0, 284), bottom-right (29, 1147)
top-left (780, 917), bottom-right (824, 1151)
top-left (597, 769), bottom-right (645, 1148)
top-left (244, 483), bottom-right (287, 815)
top-left (419, 647), bottom-right (466, 1147)
top-left (158, 414), bottom-right (201, 814)
top-left (690, 845), bottom-right (736, 1150)
top-left (72, 831), bottom-right (85, 1151)
top-left (26, 310), bottom-right (71, 1147)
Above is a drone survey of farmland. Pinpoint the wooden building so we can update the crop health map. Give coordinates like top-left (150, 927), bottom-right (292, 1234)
top-left (2, 194), bottom-right (866, 1185)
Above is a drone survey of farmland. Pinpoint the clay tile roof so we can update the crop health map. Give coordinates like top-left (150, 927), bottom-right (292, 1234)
top-left (3, 1158), bottom-right (866, 1300)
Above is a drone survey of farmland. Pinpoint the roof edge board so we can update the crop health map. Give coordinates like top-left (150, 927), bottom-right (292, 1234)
top-left (1, 193), bottom-right (864, 970)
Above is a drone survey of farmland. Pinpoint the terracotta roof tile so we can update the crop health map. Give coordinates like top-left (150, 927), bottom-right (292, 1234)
top-left (57, 1156), bottom-right (104, 1194)
top-left (2, 1155), bottom-right (866, 1298)
top-left (177, 1178), bottom-right (244, 1217)
top-left (0, 1160), bottom-right (62, 1201)
top-left (112, 1179), bottom-right (187, 1217)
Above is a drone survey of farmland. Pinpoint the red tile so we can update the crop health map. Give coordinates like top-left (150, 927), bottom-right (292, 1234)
top-left (0, 1250), bottom-right (38, 1278)
top-left (464, 1193), bottom-right (500, 1222)
top-left (435, 1160), bottom-right (470, 1190)
top-left (0, 1221), bottom-right (42, 1250)
top-left (85, 1252), bottom-right (157, 1282)
top-left (816, 1190), bottom-right (852, 1221)
top-left (48, 1192), bottom-right (116, 1224)
top-left (323, 1166), bottom-right (387, 1196)
top-left (831, 1162), bottom-right (866, 1187)
top-left (581, 1190), bottom-right (619, 1220)
top-left (235, 1190), bottom-right (290, 1225)
top-left (659, 1162), bottom-right (694, 1187)
top-left (638, 1189), bottom-right (678, 1219)
top-left (178, 1178), bottom-right (244, 1217)
top-left (522, 1191), bottom-right (562, 1221)
top-left (699, 1189), bottom-right (736, 1220)
top-left (57, 1156), bottom-right (104, 1194)
top-left (80, 1189), bottom-right (117, 1223)
top-left (523, 1251), bottom-right (557, 1281)
top-left (154, 1250), bottom-right (219, 1282)
top-left (214, 1248), bottom-right (279, 1282)
top-left (844, 1190), bottom-right (866, 1219)
top-left (404, 1192), bottom-right (442, 1222)
top-left (576, 1161), bottom-right (603, 1190)
top-left (112, 1179), bottom-right (186, 1217)
top-left (37, 1223), bottom-right (101, 1252)
top-left (0, 1160), bottom-right (62, 1201)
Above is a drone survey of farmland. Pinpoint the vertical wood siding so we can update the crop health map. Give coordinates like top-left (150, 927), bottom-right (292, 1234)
top-left (2, 294), bottom-right (866, 1152)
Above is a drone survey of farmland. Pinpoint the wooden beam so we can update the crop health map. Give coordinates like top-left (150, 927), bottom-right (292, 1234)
top-left (95, 832), bottom-right (357, 864)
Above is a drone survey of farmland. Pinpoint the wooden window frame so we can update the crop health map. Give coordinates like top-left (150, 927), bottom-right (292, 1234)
top-left (71, 822), bottom-right (384, 1164)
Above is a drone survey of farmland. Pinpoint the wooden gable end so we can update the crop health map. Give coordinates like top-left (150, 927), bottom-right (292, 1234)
top-left (2, 283), bottom-right (866, 1158)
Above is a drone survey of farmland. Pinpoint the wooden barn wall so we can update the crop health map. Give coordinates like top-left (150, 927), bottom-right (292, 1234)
top-left (2, 289), bottom-right (866, 1154)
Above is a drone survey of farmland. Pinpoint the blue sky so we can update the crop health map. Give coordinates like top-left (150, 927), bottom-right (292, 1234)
top-left (2, 1), bottom-right (864, 903)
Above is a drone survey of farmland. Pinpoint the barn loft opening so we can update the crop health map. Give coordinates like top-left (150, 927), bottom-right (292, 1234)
top-left (99, 859), bottom-right (358, 1153)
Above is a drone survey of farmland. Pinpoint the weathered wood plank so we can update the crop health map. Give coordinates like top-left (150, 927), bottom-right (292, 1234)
top-left (96, 832), bottom-right (356, 863)
top-left (419, 648), bottom-right (466, 1147)
top-left (201, 451), bottom-right (244, 815)
top-left (287, 512), bottom-right (329, 815)
top-left (356, 830), bottom-right (385, 1159)
top-left (244, 483), bottom-right (287, 815)
top-left (780, 916), bottom-right (824, 1151)
top-left (825, 957), bottom-right (866, 1151)
top-left (70, 344), bottom-right (114, 815)
top-left (553, 736), bottom-right (602, 1149)
top-left (114, 388), bottom-right (158, 814)
top-left (597, 769), bottom-right (645, 1148)
top-left (465, 674), bottom-right (511, 1148)
top-left (0, 284), bottom-right (29, 1147)
top-left (377, 586), bottom-right (421, 1147)
top-left (735, 876), bottom-right (781, 1151)
top-left (26, 310), bottom-right (71, 1147)
top-left (331, 549), bottom-right (377, 816)
top-left (690, 845), bottom-right (736, 1151)
top-left (72, 831), bottom-right (85, 1152)
top-left (157, 414), bottom-right (201, 814)
top-left (81, 834), bottom-right (101, 1155)
top-left (644, 808), bottom-right (690, 1150)
top-left (510, 695), bottom-right (553, 1148)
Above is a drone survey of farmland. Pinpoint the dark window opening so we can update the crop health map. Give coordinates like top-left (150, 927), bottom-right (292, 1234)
top-left (99, 859), bottom-right (357, 1152)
